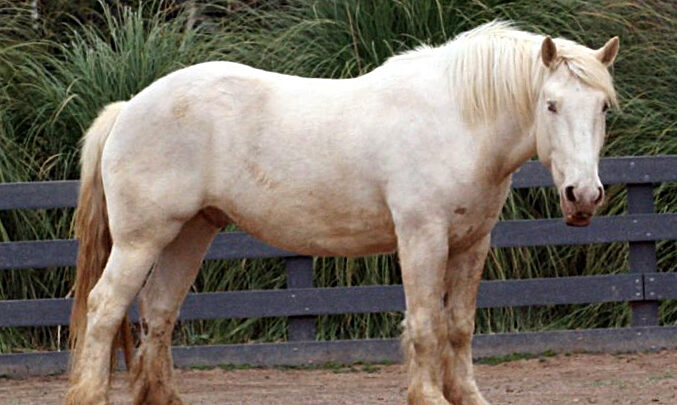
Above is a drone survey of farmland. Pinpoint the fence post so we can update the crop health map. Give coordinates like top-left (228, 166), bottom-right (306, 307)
top-left (285, 256), bottom-right (316, 341)
top-left (627, 183), bottom-right (659, 327)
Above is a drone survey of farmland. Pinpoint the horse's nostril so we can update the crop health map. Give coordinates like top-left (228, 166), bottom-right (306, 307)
top-left (594, 186), bottom-right (604, 204)
top-left (565, 186), bottom-right (576, 203)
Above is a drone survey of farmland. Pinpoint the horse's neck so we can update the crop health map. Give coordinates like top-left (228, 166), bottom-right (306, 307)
top-left (371, 57), bottom-right (538, 182)
top-left (474, 112), bottom-right (537, 183)
top-left (421, 53), bottom-right (539, 180)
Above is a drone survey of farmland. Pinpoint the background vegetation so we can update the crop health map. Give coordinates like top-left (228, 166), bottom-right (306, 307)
top-left (0, 0), bottom-right (675, 353)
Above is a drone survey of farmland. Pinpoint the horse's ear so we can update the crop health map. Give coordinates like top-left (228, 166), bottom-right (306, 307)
top-left (595, 36), bottom-right (619, 67)
top-left (541, 36), bottom-right (557, 68)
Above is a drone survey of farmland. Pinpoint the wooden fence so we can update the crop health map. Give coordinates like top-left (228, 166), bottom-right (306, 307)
top-left (1, 156), bottom-right (676, 376)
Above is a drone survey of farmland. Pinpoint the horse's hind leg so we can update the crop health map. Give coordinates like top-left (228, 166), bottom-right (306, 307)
top-left (132, 210), bottom-right (224, 405)
top-left (442, 235), bottom-right (491, 405)
top-left (67, 235), bottom-right (178, 405)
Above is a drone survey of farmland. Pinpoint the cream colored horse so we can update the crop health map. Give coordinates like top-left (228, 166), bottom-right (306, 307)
top-left (66, 22), bottom-right (619, 405)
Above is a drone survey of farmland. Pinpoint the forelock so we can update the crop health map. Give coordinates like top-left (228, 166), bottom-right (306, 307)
top-left (552, 41), bottom-right (618, 107)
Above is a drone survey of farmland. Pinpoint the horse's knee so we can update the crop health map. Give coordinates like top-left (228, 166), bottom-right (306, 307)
top-left (445, 304), bottom-right (475, 346)
top-left (407, 309), bottom-right (444, 341)
top-left (447, 316), bottom-right (474, 348)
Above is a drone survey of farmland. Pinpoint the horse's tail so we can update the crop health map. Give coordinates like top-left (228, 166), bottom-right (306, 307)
top-left (69, 101), bottom-right (133, 374)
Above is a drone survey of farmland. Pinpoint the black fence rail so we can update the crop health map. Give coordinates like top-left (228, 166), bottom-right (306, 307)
top-left (1, 156), bottom-right (677, 376)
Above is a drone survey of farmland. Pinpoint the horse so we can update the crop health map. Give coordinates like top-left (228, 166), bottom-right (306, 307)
top-left (66, 21), bottom-right (619, 405)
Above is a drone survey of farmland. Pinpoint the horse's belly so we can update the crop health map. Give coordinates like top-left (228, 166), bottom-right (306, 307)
top-left (222, 196), bottom-right (397, 257)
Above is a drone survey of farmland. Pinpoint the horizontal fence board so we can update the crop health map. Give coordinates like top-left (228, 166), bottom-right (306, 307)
top-left (0, 240), bottom-right (77, 270)
top-left (491, 213), bottom-right (677, 247)
top-left (645, 273), bottom-right (677, 300)
top-left (0, 275), bottom-right (642, 327)
top-left (0, 233), bottom-right (294, 270)
top-left (2, 157), bottom-right (677, 211)
top-left (472, 326), bottom-right (677, 358)
top-left (477, 274), bottom-right (643, 308)
top-left (0, 180), bottom-right (78, 210)
top-left (0, 298), bottom-right (72, 327)
top-left (3, 214), bottom-right (677, 270)
top-left (512, 155), bottom-right (677, 188)
top-left (177, 285), bottom-right (404, 321)
top-left (0, 350), bottom-right (69, 377)
top-left (2, 326), bottom-right (676, 377)
top-left (170, 339), bottom-right (402, 370)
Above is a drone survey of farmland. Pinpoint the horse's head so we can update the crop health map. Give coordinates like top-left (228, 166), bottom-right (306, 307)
top-left (534, 35), bottom-right (619, 227)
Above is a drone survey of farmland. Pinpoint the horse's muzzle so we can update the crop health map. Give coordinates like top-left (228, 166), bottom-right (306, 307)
top-left (560, 185), bottom-right (603, 227)
top-left (565, 212), bottom-right (592, 227)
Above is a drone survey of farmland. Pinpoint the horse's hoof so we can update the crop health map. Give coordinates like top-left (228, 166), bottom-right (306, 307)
top-left (132, 382), bottom-right (184, 405)
top-left (447, 393), bottom-right (491, 405)
top-left (65, 384), bottom-right (108, 405)
top-left (408, 388), bottom-right (451, 405)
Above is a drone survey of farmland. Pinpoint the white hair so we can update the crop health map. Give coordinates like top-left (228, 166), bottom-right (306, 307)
top-left (386, 21), bottom-right (618, 131)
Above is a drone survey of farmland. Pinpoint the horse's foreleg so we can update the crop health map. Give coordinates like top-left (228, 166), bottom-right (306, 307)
top-left (397, 221), bottom-right (450, 405)
top-left (442, 235), bottom-right (491, 405)
top-left (66, 244), bottom-right (162, 405)
top-left (131, 212), bottom-right (221, 405)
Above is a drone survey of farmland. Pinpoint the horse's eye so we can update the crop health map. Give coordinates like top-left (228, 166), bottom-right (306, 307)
top-left (547, 102), bottom-right (557, 113)
top-left (602, 102), bottom-right (609, 113)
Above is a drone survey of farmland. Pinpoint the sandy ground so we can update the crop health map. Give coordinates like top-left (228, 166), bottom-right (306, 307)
top-left (1, 351), bottom-right (676, 404)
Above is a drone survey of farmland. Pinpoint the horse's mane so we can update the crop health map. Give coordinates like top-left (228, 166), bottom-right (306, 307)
top-left (386, 21), bottom-right (618, 131)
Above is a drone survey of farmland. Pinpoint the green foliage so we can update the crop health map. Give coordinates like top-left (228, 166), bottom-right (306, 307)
top-left (476, 350), bottom-right (556, 366)
top-left (0, 0), bottom-right (675, 352)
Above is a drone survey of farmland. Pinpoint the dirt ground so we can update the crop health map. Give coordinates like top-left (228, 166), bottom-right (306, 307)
top-left (1, 351), bottom-right (676, 404)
